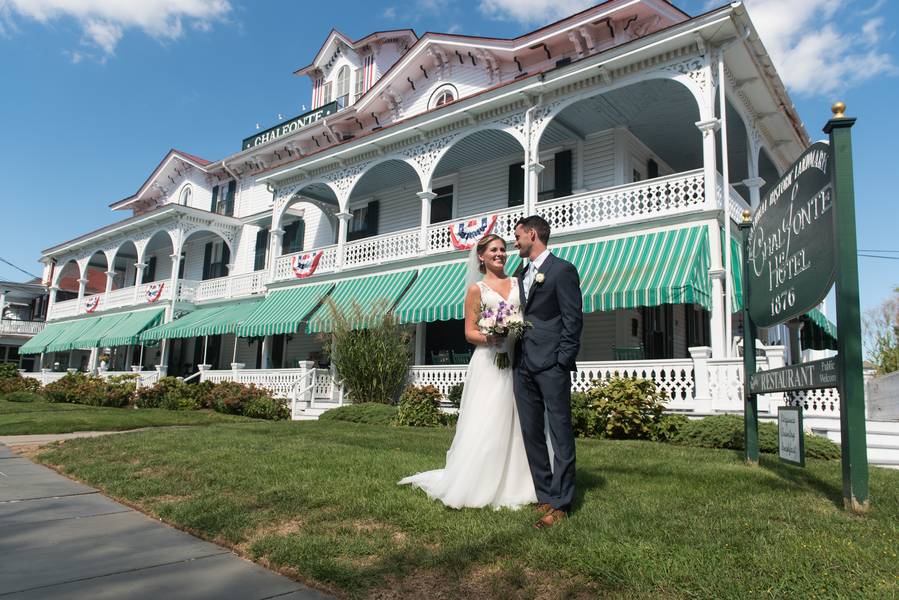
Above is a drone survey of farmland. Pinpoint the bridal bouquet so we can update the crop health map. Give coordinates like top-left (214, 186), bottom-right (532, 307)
top-left (478, 300), bottom-right (530, 369)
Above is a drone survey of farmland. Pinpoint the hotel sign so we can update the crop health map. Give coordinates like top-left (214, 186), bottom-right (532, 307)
top-left (242, 101), bottom-right (339, 150)
top-left (746, 142), bottom-right (835, 328)
top-left (749, 357), bottom-right (838, 394)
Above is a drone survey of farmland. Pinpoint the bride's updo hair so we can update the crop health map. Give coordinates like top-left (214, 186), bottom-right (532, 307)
top-left (476, 234), bottom-right (505, 274)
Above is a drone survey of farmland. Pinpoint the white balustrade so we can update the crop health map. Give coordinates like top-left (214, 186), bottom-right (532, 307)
top-left (344, 227), bottom-right (420, 268)
top-left (787, 388), bottom-right (840, 417)
top-left (408, 365), bottom-right (469, 400)
top-left (0, 319), bottom-right (45, 336)
top-left (538, 170), bottom-right (706, 235)
top-left (717, 174), bottom-right (752, 224)
top-left (48, 298), bottom-right (80, 320)
top-left (273, 245), bottom-right (338, 281)
top-left (200, 366), bottom-right (313, 399)
top-left (571, 359), bottom-right (696, 408)
top-left (175, 279), bottom-right (199, 303)
top-left (22, 371), bottom-right (68, 385)
top-left (427, 205), bottom-right (527, 254)
top-left (98, 370), bottom-right (159, 388)
top-left (194, 270), bottom-right (267, 302)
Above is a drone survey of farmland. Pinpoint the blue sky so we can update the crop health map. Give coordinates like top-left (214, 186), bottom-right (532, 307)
top-left (0, 0), bottom-right (896, 316)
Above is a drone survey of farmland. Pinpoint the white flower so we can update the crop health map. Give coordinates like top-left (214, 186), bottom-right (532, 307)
top-left (534, 273), bottom-right (545, 284)
top-left (506, 312), bottom-right (523, 324)
top-left (479, 315), bottom-right (497, 329)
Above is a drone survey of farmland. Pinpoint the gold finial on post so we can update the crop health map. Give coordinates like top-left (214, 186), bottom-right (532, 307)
top-left (741, 209), bottom-right (752, 223)
top-left (832, 101), bottom-right (846, 118)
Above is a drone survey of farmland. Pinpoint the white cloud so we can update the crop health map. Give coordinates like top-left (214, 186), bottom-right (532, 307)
top-left (478, 0), bottom-right (594, 26)
top-left (0, 0), bottom-right (231, 58)
top-left (726, 0), bottom-right (895, 96)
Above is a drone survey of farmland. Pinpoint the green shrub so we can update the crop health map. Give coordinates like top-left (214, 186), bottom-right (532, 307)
top-left (0, 365), bottom-right (41, 394)
top-left (571, 377), bottom-right (668, 440)
top-left (136, 377), bottom-right (193, 410)
top-left (189, 380), bottom-right (217, 409)
top-left (324, 299), bottom-right (411, 404)
top-left (210, 381), bottom-right (276, 417)
top-left (673, 414), bottom-right (841, 460)
top-left (441, 411), bottom-right (459, 428)
top-left (319, 402), bottom-right (399, 425)
top-left (393, 385), bottom-right (443, 427)
top-left (104, 375), bottom-right (137, 408)
top-left (4, 390), bottom-right (45, 403)
top-left (244, 395), bottom-right (290, 420)
top-left (447, 383), bottom-right (464, 409)
top-left (650, 413), bottom-right (690, 442)
top-left (45, 373), bottom-right (109, 406)
top-left (570, 391), bottom-right (599, 438)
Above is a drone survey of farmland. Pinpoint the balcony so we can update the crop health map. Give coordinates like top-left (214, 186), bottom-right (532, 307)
top-left (0, 319), bottom-right (45, 337)
top-left (46, 170), bottom-right (734, 320)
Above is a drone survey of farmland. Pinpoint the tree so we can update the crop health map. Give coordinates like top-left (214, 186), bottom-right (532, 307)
top-left (864, 286), bottom-right (899, 375)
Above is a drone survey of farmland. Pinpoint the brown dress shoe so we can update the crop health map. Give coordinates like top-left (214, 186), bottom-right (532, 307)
top-left (534, 503), bottom-right (553, 514)
top-left (534, 509), bottom-right (567, 529)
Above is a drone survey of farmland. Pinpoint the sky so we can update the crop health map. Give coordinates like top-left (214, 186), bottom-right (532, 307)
top-left (0, 0), bottom-right (896, 317)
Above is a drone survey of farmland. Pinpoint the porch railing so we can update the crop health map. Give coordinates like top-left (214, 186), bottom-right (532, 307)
top-left (274, 244), bottom-right (339, 281)
top-left (0, 319), bottom-right (45, 336)
top-left (344, 227), bottom-right (420, 268)
top-left (194, 270), bottom-right (267, 302)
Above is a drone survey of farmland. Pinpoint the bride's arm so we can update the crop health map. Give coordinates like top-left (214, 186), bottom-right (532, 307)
top-left (464, 283), bottom-right (499, 347)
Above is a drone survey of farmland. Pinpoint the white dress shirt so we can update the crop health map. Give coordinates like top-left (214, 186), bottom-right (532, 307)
top-left (523, 249), bottom-right (551, 301)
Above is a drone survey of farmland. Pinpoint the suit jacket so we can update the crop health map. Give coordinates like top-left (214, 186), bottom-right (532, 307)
top-left (515, 253), bottom-right (583, 372)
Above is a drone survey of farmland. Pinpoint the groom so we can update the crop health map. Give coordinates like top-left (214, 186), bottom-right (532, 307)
top-left (513, 215), bottom-right (582, 529)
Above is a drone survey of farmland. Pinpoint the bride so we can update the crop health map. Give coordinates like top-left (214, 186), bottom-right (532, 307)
top-left (398, 233), bottom-right (538, 509)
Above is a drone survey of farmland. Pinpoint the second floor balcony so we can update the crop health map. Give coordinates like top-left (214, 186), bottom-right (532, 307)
top-left (0, 319), bottom-right (45, 337)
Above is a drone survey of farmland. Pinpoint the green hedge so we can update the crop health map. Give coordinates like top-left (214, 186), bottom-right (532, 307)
top-left (3, 391), bottom-right (46, 403)
top-left (673, 414), bottom-right (841, 460)
top-left (44, 373), bottom-right (134, 408)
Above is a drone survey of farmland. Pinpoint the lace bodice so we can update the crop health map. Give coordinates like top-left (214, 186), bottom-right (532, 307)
top-left (477, 277), bottom-right (520, 312)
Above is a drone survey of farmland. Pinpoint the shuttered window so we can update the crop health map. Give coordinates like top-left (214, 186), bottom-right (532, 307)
top-left (508, 162), bottom-right (524, 206)
top-left (347, 200), bottom-right (379, 241)
top-left (144, 256), bottom-right (157, 282)
top-left (430, 185), bottom-right (453, 224)
top-left (254, 228), bottom-right (269, 271)
top-left (282, 220), bottom-right (305, 255)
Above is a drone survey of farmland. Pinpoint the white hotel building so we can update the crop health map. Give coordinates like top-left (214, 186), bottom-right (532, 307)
top-left (23, 1), bottom-right (839, 419)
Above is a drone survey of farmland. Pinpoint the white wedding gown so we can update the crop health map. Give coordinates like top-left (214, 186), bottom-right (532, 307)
top-left (399, 279), bottom-right (538, 509)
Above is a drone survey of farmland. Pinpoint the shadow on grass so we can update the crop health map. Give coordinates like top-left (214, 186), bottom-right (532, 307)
top-left (571, 468), bottom-right (606, 512)
top-left (759, 455), bottom-right (844, 508)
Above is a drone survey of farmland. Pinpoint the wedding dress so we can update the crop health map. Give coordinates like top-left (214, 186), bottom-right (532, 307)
top-left (398, 278), bottom-right (538, 509)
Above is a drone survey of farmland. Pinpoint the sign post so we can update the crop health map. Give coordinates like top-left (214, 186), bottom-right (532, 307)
top-left (739, 211), bottom-right (759, 464)
top-left (824, 102), bottom-right (869, 513)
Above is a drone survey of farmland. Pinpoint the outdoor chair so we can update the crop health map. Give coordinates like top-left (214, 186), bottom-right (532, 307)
top-left (612, 345), bottom-right (645, 360)
top-left (430, 350), bottom-right (452, 365)
top-left (451, 350), bottom-right (472, 364)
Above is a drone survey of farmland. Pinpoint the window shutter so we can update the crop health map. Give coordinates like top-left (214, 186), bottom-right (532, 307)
top-left (210, 185), bottom-right (219, 213)
top-left (508, 162), bottom-right (524, 206)
top-left (223, 181), bottom-right (236, 216)
top-left (647, 158), bottom-right (659, 179)
top-left (366, 201), bottom-right (379, 235)
top-left (178, 252), bottom-right (186, 279)
top-left (554, 150), bottom-right (572, 198)
top-left (144, 256), bottom-right (157, 282)
top-left (254, 229), bottom-right (269, 271)
top-left (296, 220), bottom-right (306, 252)
top-left (202, 242), bottom-right (212, 280)
top-left (221, 243), bottom-right (231, 277)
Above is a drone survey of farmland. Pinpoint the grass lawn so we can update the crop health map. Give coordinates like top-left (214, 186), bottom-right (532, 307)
top-left (36, 421), bottom-right (899, 599)
top-left (0, 399), bottom-right (250, 435)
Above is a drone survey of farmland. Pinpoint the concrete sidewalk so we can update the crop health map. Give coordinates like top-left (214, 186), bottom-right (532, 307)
top-left (0, 444), bottom-right (332, 599)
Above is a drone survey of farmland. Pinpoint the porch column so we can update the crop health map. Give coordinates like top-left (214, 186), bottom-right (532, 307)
top-left (76, 278), bottom-right (88, 315)
top-left (260, 335), bottom-right (272, 369)
top-left (786, 321), bottom-right (803, 365)
top-left (169, 252), bottom-right (182, 302)
top-left (414, 323), bottom-right (426, 364)
top-left (525, 161), bottom-right (544, 215)
top-left (689, 346), bottom-right (713, 413)
top-left (104, 270), bottom-right (115, 305)
top-left (47, 285), bottom-right (58, 316)
top-left (335, 211), bottom-right (352, 271)
top-left (268, 228), bottom-right (284, 280)
top-left (132, 262), bottom-right (146, 303)
top-left (0, 290), bottom-right (6, 320)
top-left (88, 347), bottom-right (99, 374)
top-left (417, 191), bottom-right (436, 253)
top-left (156, 342), bottom-right (168, 377)
top-left (742, 177), bottom-right (765, 211)
top-left (696, 119), bottom-right (721, 210)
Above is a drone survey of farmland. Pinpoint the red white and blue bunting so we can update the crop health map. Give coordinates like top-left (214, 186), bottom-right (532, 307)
top-left (291, 251), bottom-right (324, 279)
top-left (84, 296), bottom-right (100, 313)
top-left (449, 215), bottom-right (497, 250)
top-left (146, 282), bottom-right (165, 303)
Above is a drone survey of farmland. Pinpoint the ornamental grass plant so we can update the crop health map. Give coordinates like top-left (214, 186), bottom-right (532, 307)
top-left (323, 299), bottom-right (412, 405)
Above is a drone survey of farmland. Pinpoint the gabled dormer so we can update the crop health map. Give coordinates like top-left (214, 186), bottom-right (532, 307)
top-left (294, 29), bottom-right (418, 111)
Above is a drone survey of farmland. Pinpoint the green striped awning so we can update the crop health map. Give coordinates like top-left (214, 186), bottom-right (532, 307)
top-left (801, 308), bottom-right (838, 350)
top-left (45, 316), bottom-right (107, 354)
top-left (394, 263), bottom-right (467, 323)
top-left (19, 321), bottom-right (73, 355)
top-left (236, 283), bottom-right (334, 338)
top-left (100, 309), bottom-right (164, 347)
top-left (140, 300), bottom-right (261, 341)
top-left (306, 270), bottom-right (417, 334)
top-left (71, 313), bottom-right (130, 350)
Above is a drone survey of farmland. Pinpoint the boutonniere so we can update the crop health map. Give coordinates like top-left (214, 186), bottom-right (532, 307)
top-left (534, 272), bottom-right (545, 284)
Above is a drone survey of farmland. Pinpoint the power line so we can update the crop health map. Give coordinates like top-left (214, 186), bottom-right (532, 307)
top-left (857, 254), bottom-right (899, 260)
top-left (0, 257), bottom-right (41, 281)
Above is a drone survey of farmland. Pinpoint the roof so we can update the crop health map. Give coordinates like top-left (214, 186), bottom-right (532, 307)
top-left (294, 28), bottom-right (418, 77)
top-left (109, 148), bottom-right (211, 210)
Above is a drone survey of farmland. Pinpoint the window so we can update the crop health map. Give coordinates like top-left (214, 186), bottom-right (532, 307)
top-left (632, 169), bottom-right (643, 183)
top-left (322, 81), bottom-right (332, 105)
top-left (202, 240), bottom-right (230, 280)
top-left (177, 252), bottom-right (186, 279)
top-left (537, 149), bottom-right (572, 201)
top-left (346, 201), bottom-right (379, 241)
top-left (354, 68), bottom-right (364, 102)
top-left (179, 185), bottom-right (192, 206)
top-left (508, 162), bottom-right (524, 207)
top-left (336, 66), bottom-right (350, 107)
top-left (430, 185), bottom-right (454, 224)
top-left (282, 220), bottom-right (304, 255)
top-left (254, 228), bottom-right (269, 271)
top-left (211, 181), bottom-right (236, 216)
top-left (429, 84), bottom-right (458, 109)
top-left (144, 256), bottom-right (157, 283)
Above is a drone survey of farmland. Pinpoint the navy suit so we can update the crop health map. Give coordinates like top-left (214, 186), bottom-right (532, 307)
top-left (513, 252), bottom-right (582, 512)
